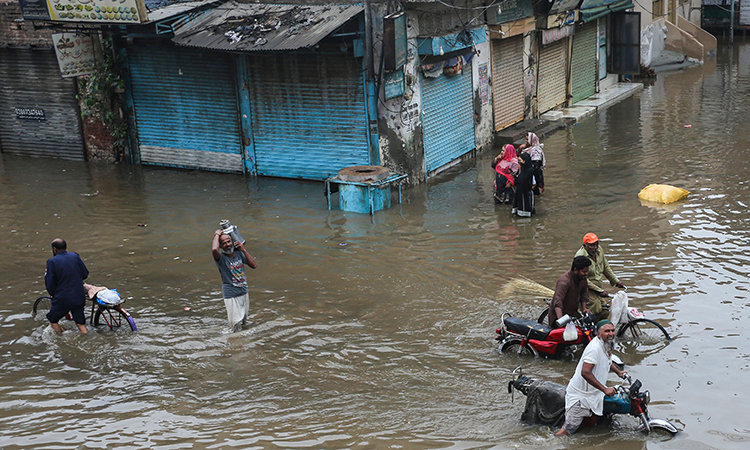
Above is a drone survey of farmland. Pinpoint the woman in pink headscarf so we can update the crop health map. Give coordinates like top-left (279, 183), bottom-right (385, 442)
top-left (491, 144), bottom-right (519, 204)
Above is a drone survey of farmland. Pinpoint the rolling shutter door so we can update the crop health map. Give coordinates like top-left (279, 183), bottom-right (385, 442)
top-left (492, 36), bottom-right (525, 131)
top-left (537, 40), bottom-right (568, 114)
top-left (422, 69), bottom-right (475, 173)
top-left (246, 53), bottom-right (370, 180)
top-left (0, 48), bottom-right (84, 160)
top-left (571, 22), bottom-right (598, 104)
top-left (127, 46), bottom-right (242, 172)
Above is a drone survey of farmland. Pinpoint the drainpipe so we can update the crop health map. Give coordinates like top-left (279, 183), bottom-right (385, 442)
top-left (364, 0), bottom-right (374, 80)
top-left (363, 0), bottom-right (380, 164)
top-left (730, 0), bottom-right (735, 44)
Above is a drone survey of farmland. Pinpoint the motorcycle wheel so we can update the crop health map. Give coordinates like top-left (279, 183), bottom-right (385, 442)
top-left (501, 339), bottom-right (538, 357)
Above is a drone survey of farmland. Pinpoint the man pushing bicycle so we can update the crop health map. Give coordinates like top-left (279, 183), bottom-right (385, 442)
top-left (44, 238), bottom-right (89, 333)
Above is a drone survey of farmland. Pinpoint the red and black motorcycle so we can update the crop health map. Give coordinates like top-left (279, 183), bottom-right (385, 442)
top-left (496, 311), bottom-right (597, 358)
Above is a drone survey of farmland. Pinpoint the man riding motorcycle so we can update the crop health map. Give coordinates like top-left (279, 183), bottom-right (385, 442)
top-left (554, 320), bottom-right (627, 436)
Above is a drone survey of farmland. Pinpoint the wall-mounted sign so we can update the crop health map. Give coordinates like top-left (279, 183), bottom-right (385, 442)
top-left (52, 33), bottom-right (96, 77)
top-left (15, 108), bottom-right (46, 120)
top-left (549, 0), bottom-right (582, 14)
top-left (46, 0), bottom-right (148, 24)
top-left (384, 69), bottom-right (405, 100)
top-left (542, 24), bottom-right (575, 45)
top-left (383, 12), bottom-right (407, 72)
top-left (19, 0), bottom-right (51, 20)
top-left (489, 0), bottom-right (534, 24)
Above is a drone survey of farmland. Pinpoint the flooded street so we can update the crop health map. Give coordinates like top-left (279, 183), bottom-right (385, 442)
top-left (2, 39), bottom-right (750, 450)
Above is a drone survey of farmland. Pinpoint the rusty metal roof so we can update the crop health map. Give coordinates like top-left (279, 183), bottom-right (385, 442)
top-left (171, 2), bottom-right (363, 51)
top-left (146, 0), bottom-right (222, 24)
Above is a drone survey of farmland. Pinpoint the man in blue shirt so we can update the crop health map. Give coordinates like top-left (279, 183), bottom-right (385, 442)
top-left (45, 239), bottom-right (89, 333)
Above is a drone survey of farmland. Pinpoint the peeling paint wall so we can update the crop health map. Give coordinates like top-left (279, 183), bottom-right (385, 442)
top-left (472, 30), bottom-right (493, 152)
top-left (524, 33), bottom-right (538, 118)
top-left (376, 8), bottom-right (425, 183)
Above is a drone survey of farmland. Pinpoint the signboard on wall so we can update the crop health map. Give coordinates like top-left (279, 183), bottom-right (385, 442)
top-left (542, 24), bottom-right (574, 45)
top-left (45, 0), bottom-right (147, 23)
top-left (489, 0), bottom-right (534, 24)
top-left (52, 33), bottom-right (96, 77)
top-left (19, 0), bottom-right (51, 20)
top-left (384, 69), bottom-right (405, 100)
top-left (383, 11), bottom-right (407, 72)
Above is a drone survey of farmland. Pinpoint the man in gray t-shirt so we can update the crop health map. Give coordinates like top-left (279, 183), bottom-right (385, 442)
top-left (212, 229), bottom-right (258, 332)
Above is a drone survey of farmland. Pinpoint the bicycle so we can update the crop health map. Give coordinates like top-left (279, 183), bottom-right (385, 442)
top-left (536, 298), bottom-right (670, 348)
top-left (32, 292), bottom-right (137, 332)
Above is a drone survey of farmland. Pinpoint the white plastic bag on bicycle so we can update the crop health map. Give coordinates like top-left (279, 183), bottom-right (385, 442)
top-left (96, 289), bottom-right (123, 306)
top-left (609, 290), bottom-right (629, 327)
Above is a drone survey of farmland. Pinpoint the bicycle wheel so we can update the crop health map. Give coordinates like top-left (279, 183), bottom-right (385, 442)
top-left (501, 338), bottom-right (538, 357)
top-left (537, 308), bottom-right (549, 325)
top-left (93, 306), bottom-right (137, 331)
top-left (32, 296), bottom-right (52, 319)
top-left (617, 319), bottom-right (670, 344)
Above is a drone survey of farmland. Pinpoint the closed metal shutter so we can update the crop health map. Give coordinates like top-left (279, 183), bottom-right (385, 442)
top-left (0, 48), bottom-right (84, 160)
top-left (127, 46), bottom-right (242, 172)
top-left (537, 39), bottom-right (568, 114)
top-left (492, 36), bottom-right (525, 131)
top-left (571, 22), bottom-right (598, 104)
top-left (742, 0), bottom-right (750, 26)
top-left (245, 53), bottom-right (370, 180)
top-left (422, 69), bottom-right (475, 173)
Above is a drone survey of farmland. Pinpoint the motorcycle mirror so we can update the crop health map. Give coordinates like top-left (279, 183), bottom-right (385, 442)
top-left (611, 354), bottom-right (625, 371)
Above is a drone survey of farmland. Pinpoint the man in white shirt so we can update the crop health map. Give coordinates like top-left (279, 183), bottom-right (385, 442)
top-left (554, 320), bottom-right (627, 436)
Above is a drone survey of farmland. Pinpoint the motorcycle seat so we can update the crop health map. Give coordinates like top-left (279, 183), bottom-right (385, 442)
top-left (505, 317), bottom-right (552, 341)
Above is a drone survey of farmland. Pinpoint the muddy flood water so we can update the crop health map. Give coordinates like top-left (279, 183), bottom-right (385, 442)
top-left (2, 40), bottom-right (750, 450)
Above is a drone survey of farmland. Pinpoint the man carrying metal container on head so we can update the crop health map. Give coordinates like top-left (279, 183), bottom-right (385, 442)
top-left (211, 220), bottom-right (258, 332)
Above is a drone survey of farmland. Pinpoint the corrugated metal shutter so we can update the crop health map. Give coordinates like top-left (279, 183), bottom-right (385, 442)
top-left (742, 0), bottom-right (750, 26)
top-left (537, 39), bottom-right (568, 114)
top-left (245, 53), bottom-right (370, 180)
top-left (492, 36), bottom-right (525, 131)
top-left (571, 22), bottom-right (598, 104)
top-left (0, 48), bottom-right (84, 160)
top-left (127, 46), bottom-right (242, 172)
top-left (422, 69), bottom-right (475, 173)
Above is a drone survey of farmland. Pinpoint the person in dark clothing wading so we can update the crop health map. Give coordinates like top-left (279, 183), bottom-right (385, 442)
top-left (45, 238), bottom-right (89, 333)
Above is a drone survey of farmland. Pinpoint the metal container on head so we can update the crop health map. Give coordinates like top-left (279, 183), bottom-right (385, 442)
top-left (219, 219), bottom-right (245, 245)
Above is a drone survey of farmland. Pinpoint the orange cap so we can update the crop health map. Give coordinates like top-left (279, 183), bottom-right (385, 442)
top-left (583, 233), bottom-right (599, 244)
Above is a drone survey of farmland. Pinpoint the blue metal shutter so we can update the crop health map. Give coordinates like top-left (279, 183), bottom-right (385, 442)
top-left (245, 53), bottom-right (370, 180)
top-left (127, 46), bottom-right (242, 172)
top-left (422, 69), bottom-right (475, 173)
top-left (571, 22), bottom-right (598, 104)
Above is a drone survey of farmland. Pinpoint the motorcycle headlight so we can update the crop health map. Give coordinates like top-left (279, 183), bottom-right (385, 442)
top-left (642, 390), bottom-right (650, 405)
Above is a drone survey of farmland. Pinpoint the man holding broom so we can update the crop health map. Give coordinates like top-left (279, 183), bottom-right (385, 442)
top-left (575, 233), bottom-right (626, 321)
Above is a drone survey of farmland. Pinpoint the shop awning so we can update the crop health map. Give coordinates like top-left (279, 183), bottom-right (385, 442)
top-left (580, 0), bottom-right (634, 23)
top-left (417, 28), bottom-right (486, 56)
top-left (171, 2), bottom-right (363, 51)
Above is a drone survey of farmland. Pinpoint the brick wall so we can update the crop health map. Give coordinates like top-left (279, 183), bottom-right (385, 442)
top-left (82, 116), bottom-right (122, 162)
top-left (0, 0), bottom-right (54, 47)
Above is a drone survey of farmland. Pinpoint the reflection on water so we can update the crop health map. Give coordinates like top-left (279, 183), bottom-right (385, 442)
top-left (2, 40), bottom-right (750, 449)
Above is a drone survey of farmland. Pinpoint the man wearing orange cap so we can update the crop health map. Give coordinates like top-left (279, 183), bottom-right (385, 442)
top-left (575, 233), bottom-right (626, 321)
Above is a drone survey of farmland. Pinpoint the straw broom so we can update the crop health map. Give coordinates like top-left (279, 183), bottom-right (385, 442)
top-left (499, 275), bottom-right (554, 299)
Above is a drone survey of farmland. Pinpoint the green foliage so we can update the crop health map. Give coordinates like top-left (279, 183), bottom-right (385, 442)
top-left (78, 34), bottom-right (126, 141)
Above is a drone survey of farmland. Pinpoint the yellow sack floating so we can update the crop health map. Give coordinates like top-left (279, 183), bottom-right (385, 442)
top-left (638, 184), bottom-right (689, 204)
